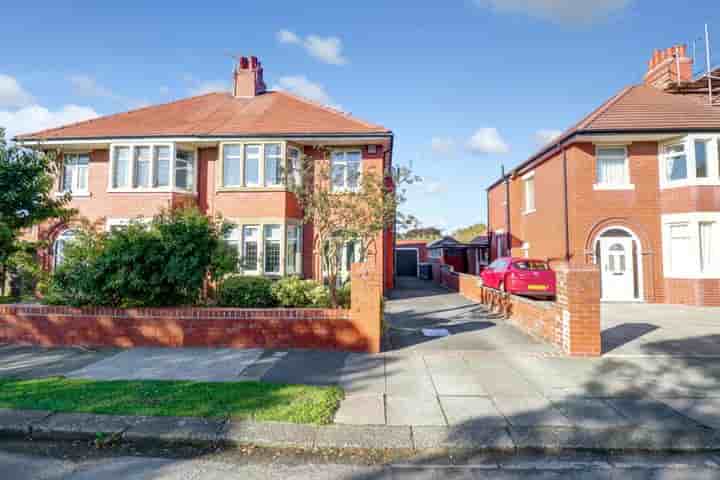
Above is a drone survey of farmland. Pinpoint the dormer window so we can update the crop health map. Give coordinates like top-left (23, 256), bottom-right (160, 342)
top-left (109, 143), bottom-right (196, 193)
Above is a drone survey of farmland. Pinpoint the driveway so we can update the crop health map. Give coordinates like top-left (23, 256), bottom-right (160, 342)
top-left (602, 302), bottom-right (720, 356)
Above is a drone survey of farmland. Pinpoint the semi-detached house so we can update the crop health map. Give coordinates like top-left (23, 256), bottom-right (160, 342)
top-left (487, 44), bottom-right (720, 306)
top-left (16, 56), bottom-right (395, 292)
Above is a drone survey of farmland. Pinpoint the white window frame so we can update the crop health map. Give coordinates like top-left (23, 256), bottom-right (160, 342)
top-left (330, 149), bottom-right (362, 192)
top-left (243, 144), bottom-right (262, 187)
top-left (60, 153), bottom-right (90, 197)
top-left (285, 223), bottom-right (303, 276)
top-left (660, 135), bottom-right (720, 189)
top-left (263, 143), bottom-right (283, 187)
top-left (108, 142), bottom-right (198, 194)
top-left (593, 145), bottom-right (634, 190)
top-left (661, 212), bottom-right (720, 279)
top-left (522, 171), bottom-right (536, 214)
top-left (263, 224), bottom-right (282, 275)
top-left (225, 220), bottom-right (302, 277)
top-left (219, 141), bottom-right (288, 189)
top-left (53, 229), bottom-right (78, 270)
top-left (287, 146), bottom-right (303, 187)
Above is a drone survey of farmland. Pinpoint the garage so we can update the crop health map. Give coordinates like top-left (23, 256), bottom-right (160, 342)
top-left (396, 248), bottom-right (419, 277)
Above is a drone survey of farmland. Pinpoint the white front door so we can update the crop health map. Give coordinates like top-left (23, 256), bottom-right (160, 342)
top-left (599, 237), bottom-right (635, 301)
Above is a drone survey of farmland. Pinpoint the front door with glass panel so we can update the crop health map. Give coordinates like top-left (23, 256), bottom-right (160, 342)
top-left (599, 237), bottom-right (635, 301)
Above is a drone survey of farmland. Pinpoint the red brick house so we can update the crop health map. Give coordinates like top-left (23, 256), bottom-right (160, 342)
top-left (16, 56), bottom-right (395, 292)
top-left (487, 45), bottom-right (720, 306)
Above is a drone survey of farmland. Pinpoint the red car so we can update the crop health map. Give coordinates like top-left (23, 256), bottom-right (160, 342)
top-left (480, 257), bottom-right (556, 299)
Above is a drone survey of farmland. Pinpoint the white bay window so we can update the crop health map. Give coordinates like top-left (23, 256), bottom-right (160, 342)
top-left (224, 222), bottom-right (303, 276)
top-left (109, 143), bottom-right (196, 193)
top-left (662, 213), bottom-right (720, 278)
top-left (661, 135), bottom-right (720, 189)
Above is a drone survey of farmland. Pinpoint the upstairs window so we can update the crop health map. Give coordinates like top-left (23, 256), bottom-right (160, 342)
top-left (154, 146), bottom-right (170, 187)
top-left (244, 145), bottom-right (260, 186)
top-left (523, 174), bottom-right (535, 213)
top-left (695, 140), bottom-right (709, 178)
top-left (61, 153), bottom-right (89, 195)
top-left (331, 150), bottom-right (361, 192)
top-left (223, 145), bottom-right (242, 187)
top-left (596, 146), bottom-right (629, 187)
top-left (287, 147), bottom-right (302, 187)
top-left (664, 143), bottom-right (688, 182)
top-left (264, 143), bottom-right (282, 186)
top-left (133, 146), bottom-right (152, 188)
top-left (112, 147), bottom-right (131, 188)
top-left (110, 144), bottom-right (194, 192)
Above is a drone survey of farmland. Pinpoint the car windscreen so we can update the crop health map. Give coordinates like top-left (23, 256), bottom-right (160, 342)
top-left (513, 261), bottom-right (549, 271)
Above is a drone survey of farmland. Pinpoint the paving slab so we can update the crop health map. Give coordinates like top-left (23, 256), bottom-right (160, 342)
top-left (338, 354), bottom-right (386, 395)
top-left (315, 424), bottom-right (413, 449)
top-left (66, 347), bottom-right (263, 382)
top-left (494, 396), bottom-right (572, 427)
top-left (334, 394), bottom-right (385, 425)
top-left (31, 412), bottom-right (131, 440)
top-left (550, 398), bottom-right (631, 428)
top-left (431, 374), bottom-right (488, 396)
top-left (66, 456), bottom-right (192, 480)
top-left (386, 396), bottom-right (446, 426)
top-left (123, 415), bottom-right (223, 443)
top-left (606, 399), bottom-right (702, 429)
top-left (439, 396), bottom-right (506, 427)
top-left (0, 450), bottom-right (75, 480)
top-left (659, 397), bottom-right (720, 429)
top-left (0, 345), bottom-right (119, 379)
top-left (258, 350), bottom-right (349, 385)
top-left (219, 420), bottom-right (318, 448)
top-left (386, 374), bottom-right (436, 398)
top-left (0, 408), bottom-right (52, 436)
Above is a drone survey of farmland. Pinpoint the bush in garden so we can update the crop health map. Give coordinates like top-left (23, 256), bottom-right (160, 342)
top-left (45, 208), bottom-right (237, 307)
top-left (306, 283), bottom-right (332, 308)
top-left (271, 276), bottom-right (312, 307)
top-left (217, 276), bottom-right (276, 308)
top-left (336, 282), bottom-right (352, 309)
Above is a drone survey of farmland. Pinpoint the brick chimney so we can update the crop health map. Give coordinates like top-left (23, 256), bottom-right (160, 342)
top-left (233, 56), bottom-right (266, 97)
top-left (643, 44), bottom-right (693, 90)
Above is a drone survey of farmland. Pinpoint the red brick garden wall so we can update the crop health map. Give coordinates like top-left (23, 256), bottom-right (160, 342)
top-left (0, 264), bottom-right (383, 353)
top-left (441, 263), bottom-right (601, 356)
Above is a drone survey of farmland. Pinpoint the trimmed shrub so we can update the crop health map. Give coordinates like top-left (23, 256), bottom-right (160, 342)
top-left (217, 276), bottom-right (276, 308)
top-left (336, 283), bottom-right (351, 309)
top-left (45, 208), bottom-right (237, 307)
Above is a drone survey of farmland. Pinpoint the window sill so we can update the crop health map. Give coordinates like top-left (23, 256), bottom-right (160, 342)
top-left (522, 209), bottom-right (536, 216)
top-left (664, 271), bottom-right (720, 280)
top-left (593, 183), bottom-right (635, 191)
top-left (55, 192), bottom-right (91, 199)
top-left (661, 180), bottom-right (720, 190)
top-left (217, 186), bottom-right (288, 193)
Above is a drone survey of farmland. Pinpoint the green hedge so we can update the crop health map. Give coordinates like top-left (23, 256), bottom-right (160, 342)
top-left (216, 276), bottom-right (277, 308)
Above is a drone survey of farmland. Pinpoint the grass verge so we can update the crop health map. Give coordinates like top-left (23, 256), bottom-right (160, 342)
top-left (0, 377), bottom-right (343, 425)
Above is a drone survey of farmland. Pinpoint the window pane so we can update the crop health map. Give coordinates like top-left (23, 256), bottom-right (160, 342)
top-left (244, 145), bottom-right (260, 185)
top-left (597, 148), bottom-right (627, 185)
top-left (175, 150), bottom-right (194, 190)
top-left (113, 147), bottom-right (130, 187)
top-left (223, 145), bottom-right (241, 186)
top-left (62, 161), bottom-right (73, 192)
top-left (669, 223), bottom-right (690, 274)
top-left (53, 230), bottom-right (77, 269)
top-left (700, 222), bottom-right (714, 272)
top-left (77, 164), bottom-right (88, 191)
top-left (524, 177), bottom-right (534, 211)
top-left (287, 148), bottom-right (302, 187)
top-left (155, 146), bottom-right (170, 187)
top-left (332, 162), bottom-right (346, 189)
top-left (695, 140), bottom-right (708, 178)
top-left (264, 225), bottom-right (281, 273)
top-left (134, 146), bottom-right (152, 187)
top-left (665, 144), bottom-right (687, 181)
top-left (264, 143), bottom-right (282, 186)
top-left (286, 225), bottom-right (299, 274)
top-left (347, 158), bottom-right (361, 189)
top-left (242, 226), bottom-right (259, 271)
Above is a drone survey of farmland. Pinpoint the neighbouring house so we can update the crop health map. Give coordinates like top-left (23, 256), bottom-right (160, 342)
top-left (487, 44), bottom-right (720, 306)
top-left (16, 56), bottom-right (395, 292)
top-left (426, 235), bottom-right (490, 276)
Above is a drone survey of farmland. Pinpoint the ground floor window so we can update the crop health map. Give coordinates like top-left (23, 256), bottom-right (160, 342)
top-left (224, 222), bottom-right (303, 276)
top-left (662, 213), bottom-right (720, 279)
top-left (53, 229), bottom-right (77, 269)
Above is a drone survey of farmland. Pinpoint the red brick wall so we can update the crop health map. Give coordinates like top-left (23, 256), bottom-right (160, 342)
top-left (0, 263), bottom-right (383, 353)
top-left (447, 264), bottom-right (601, 356)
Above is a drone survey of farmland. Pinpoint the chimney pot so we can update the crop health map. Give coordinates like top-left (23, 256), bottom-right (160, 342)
top-left (250, 56), bottom-right (258, 69)
top-left (239, 56), bottom-right (249, 69)
top-left (233, 55), bottom-right (266, 97)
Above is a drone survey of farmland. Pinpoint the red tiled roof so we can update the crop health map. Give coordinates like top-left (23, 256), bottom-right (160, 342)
top-left (17, 90), bottom-right (390, 140)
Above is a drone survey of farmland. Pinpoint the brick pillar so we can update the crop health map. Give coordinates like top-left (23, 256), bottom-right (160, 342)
top-left (554, 263), bottom-right (601, 356)
top-left (350, 262), bottom-right (382, 353)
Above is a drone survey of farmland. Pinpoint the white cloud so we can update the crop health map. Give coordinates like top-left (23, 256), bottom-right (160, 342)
top-left (277, 29), bottom-right (300, 44)
top-left (277, 30), bottom-right (348, 65)
top-left (0, 74), bottom-right (34, 108)
top-left (474, 0), bottom-right (632, 23)
top-left (430, 137), bottom-right (455, 155)
top-left (272, 76), bottom-right (341, 110)
top-left (466, 128), bottom-right (510, 154)
top-left (534, 128), bottom-right (563, 145)
top-left (189, 80), bottom-right (229, 96)
top-left (68, 74), bottom-right (114, 98)
top-left (423, 179), bottom-right (448, 195)
top-left (1, 104), bottom-right (98, 141)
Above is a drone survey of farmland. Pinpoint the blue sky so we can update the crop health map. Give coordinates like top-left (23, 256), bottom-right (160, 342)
top-left (1, 1), bottom-right (719, 233)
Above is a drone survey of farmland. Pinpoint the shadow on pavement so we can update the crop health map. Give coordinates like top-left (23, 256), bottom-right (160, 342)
top-left (601, 323), bottom-right (659, 354)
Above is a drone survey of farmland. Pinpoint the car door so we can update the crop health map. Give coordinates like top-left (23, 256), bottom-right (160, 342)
top-left (483, 260), bottom-right (498, 287)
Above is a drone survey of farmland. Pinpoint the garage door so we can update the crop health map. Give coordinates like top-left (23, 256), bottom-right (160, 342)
top-left (396, 249), bottom-right (418, 277)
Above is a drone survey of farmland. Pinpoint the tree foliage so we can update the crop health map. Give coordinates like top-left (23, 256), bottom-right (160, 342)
top-left (400, 227), bottom-right (443, 241)
top-left (45, 208), bottom-right (237, 307)
top-left (290, 149), bottom-right (399, 306)
top-left (0, 128), bottom-right (74, 294)
top-left (452, 223), bottom-right (487, 243)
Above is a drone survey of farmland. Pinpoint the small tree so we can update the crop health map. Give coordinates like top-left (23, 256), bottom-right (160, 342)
top-left (291, 148), bottom-right (409, 306)
top-left (0, 129), bottom-right (74, 295)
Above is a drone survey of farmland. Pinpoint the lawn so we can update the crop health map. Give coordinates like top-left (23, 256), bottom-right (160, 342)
top-left (0, 377), bottom-right (343, 425)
